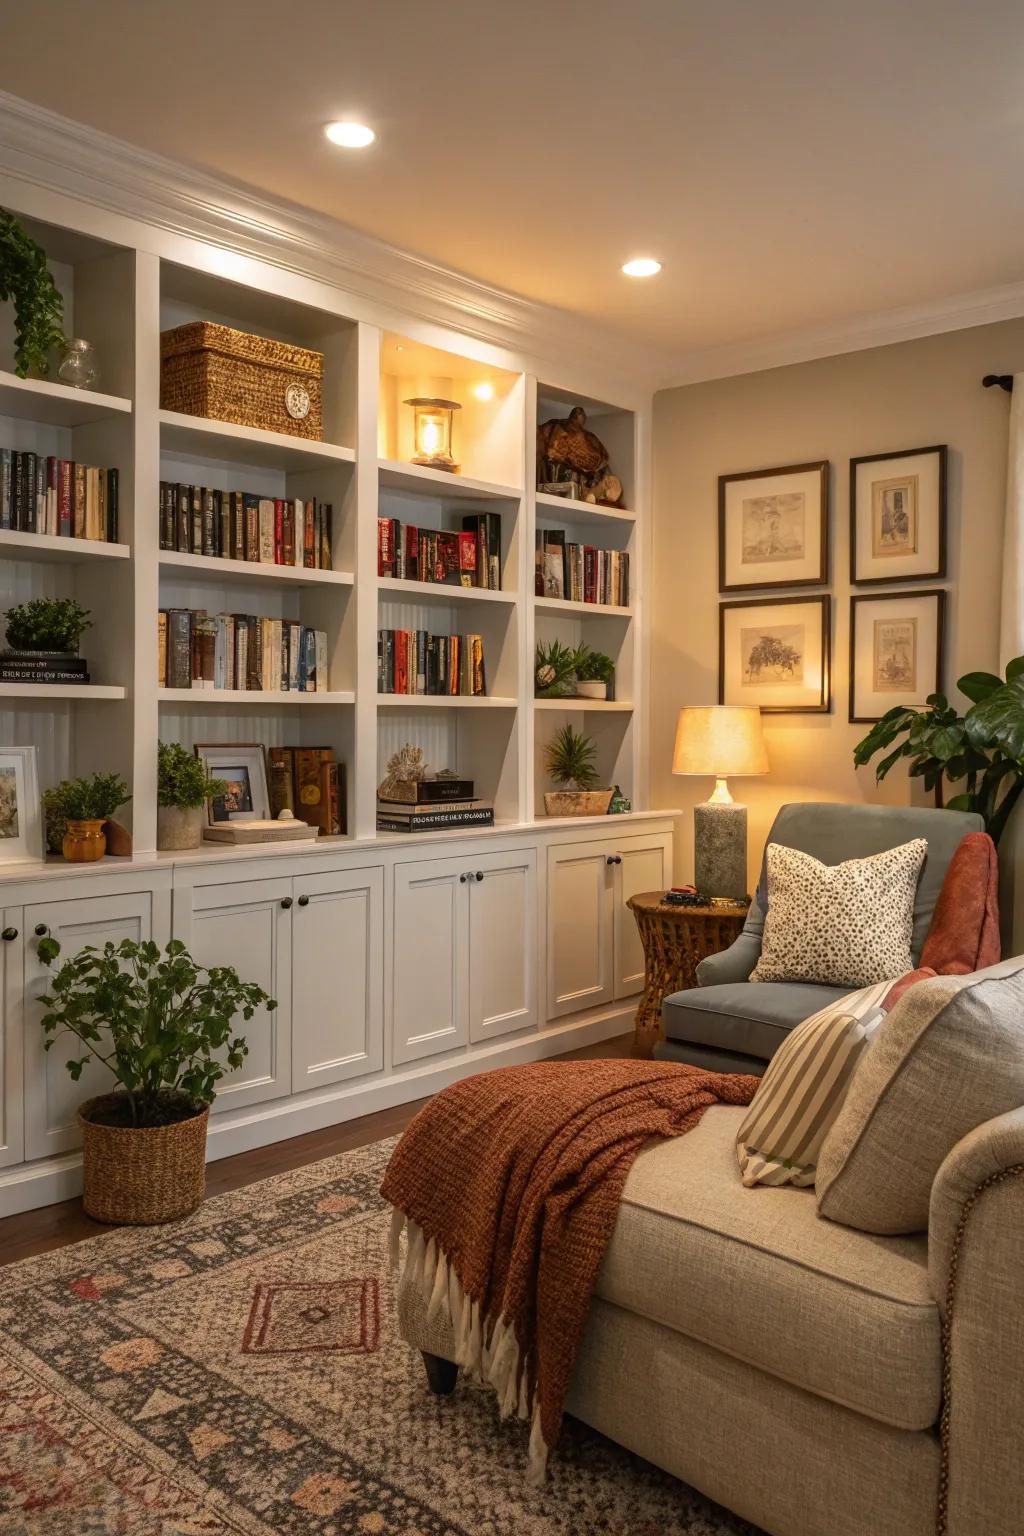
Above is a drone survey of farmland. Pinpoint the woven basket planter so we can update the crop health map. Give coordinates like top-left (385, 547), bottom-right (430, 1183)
top-left (160, 322), bottom-right (324, 440)
top-left (544, 788), bottom-right (614, 817)
top-left (77, 1093), bottom-right (209, 1225)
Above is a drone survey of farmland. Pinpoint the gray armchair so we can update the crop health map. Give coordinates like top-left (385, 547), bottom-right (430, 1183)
top-left (654, 802), bottom-right (983, 1075)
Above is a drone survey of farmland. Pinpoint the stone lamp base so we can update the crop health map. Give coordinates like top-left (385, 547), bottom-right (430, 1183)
top-left (694, 800), bottom-right (748, 900)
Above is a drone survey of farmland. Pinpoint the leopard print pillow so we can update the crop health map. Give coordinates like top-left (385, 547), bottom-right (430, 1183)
top-left (750, 839), bottom-right (928, 988)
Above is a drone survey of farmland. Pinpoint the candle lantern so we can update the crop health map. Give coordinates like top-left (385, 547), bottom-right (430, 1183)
top-left (405, 396), bottom-right (461, 473)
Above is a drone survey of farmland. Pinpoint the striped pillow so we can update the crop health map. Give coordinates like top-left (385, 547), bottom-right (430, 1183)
top-left (735, 980), bottom-right (892, 1188)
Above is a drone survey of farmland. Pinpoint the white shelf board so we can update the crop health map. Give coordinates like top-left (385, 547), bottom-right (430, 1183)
top-left (377, 576), bottom-right (516, 607)
top-left (159, 550), bottom-right (354, 590)
top-left (159, 410), bottom-right (356, 470)
top-left (0, 372), bottom-right (132, 427)
top-left (376, 693), bottom-right (518, 708)
top-left (0, 682), bottom-right (126, 700)
top-left (533, 698), bottom-right (634, 711)
top-left (534, 596), bottom-right (634, 619)
top-left (158, 688), bottom-right (355, 706)
top-left (0, 530), bottom-right (130, 564)
top-left (378, 458), bottom-right (521, 502)
top-left (535, 491), bottom-right (636, 527)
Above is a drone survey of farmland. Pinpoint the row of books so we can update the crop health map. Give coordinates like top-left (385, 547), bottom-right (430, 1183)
top-left (377, 629), bottom-right (486, 696)
top-left (158, 609), bottom-right (328, 692)
top-left (0, 651), bottom-right (91, 684)
top-left (535, 528), bottom-right (630, 607)
top-left (266, 746), bottom-right (346, 836)
top-left (376, 775), bottom-right (494, 833)
top-left (1, 450), bottom-right (119, 541)
top-left (159, 483), bottom-right (333, 569)
top-left (377, 512), bottom-right (503, 588)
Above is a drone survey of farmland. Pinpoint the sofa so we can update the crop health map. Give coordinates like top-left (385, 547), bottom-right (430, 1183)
top-left (654, 802), bottom-right (982, 1075)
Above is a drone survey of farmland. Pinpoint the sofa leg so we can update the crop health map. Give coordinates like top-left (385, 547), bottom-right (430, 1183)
top-left (422, 1351), bottom-right (459, 1396)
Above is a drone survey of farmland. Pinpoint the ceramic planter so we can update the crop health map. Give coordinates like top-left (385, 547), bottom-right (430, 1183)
top-left (63, 818), bottom-right (106, 861)
top-left (575, 681), bottom-right (608, 700)
top-left (77, 1092), bottom-right (209, 1224)
top-left (543, 788), bottom-right (615, 817)
top-left (157, 803), bottom-right (204, 851)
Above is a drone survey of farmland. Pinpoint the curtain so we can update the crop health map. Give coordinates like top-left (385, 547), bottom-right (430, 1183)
top-left (999, 373), bottom-right (1024, 670)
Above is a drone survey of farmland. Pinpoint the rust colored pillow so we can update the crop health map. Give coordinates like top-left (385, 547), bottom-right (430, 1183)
top-left (882, 967), bottom-right (937, 1010)
top-left (919, 831), bottom-right (1000, 975)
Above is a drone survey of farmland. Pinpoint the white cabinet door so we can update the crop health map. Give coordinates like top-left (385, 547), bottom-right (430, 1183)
top-left (23, 889), bottom-right (164, 1160)
top-left (392, 856), bottom-right (469, 1065)
top-left (468, 848), bottom-right (537, 1044)
top-left (292, 865), bottom-right (384, 1091)
top-left (546, 840), bottom-right (613, 1020)
top-left (613, 832), bottom-right (673, 1000)
top-left (177, 877), bottom-right (292, 1114)
top-left (0, 913), bottom-right (24, 1169)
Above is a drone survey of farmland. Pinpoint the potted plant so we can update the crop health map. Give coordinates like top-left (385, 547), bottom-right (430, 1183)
top-left (157, 741), bottom-right (228, 851)
top-left (534, 637), bottom-right (579, 698)
top-left (53, 772), bottom-right (131, 862)
top-left (0, 208), bottom-right (68, 378)
top-left (543, 723), bottom-right (613, 816)
top-left (4, 597), bottom-right (92, 655)
top-left (573, 646), bottom-right (615, 701)
top-left (37, 935), bottom-right (274, 1223)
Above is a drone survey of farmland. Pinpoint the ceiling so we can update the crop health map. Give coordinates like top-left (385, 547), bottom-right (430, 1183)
top-left (3, 0), bottom-right (1024, 378)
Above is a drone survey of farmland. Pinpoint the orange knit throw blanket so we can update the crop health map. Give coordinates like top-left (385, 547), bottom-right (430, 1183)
top-left (381, 1058), bottom-right (758, 1479)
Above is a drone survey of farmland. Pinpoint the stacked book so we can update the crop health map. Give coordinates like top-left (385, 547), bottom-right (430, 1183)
top-left (535, 528), bottom-right (629, 607)
top-left (159, 609), bottom-right (328, 692)
top-left (266, 746), bottom-right (345, 836)
top-left (377, 776), bottom-right (494, 833)
top-left (1, 449), bottom-right (118, 541)
top-left (377, 511), bottom-right (502, 589)
top-left (159, 482), bottom-right (332, 569)
top-left (0, 649), bottom-right (89, 684)
top-left (378, 628), bottom-right (486, 696)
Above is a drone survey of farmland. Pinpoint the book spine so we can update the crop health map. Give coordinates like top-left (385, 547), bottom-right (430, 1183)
top-left (217, 488), bottom-right (229, 558)
top-left (244, 493), bottom-right (260, 560)
top-left (321, 502), bottom-right (332, 570)
top-left (259, 499), bottom-right (275, 563)
top-left (377, 808), bottom-right (495, 830)
top-left (458, 530), bottom-right (476, 586)
top-left (202, 487), bottom-right (216, 557)
top-left (107, 466), bottom-right (118, 542)
top-left (275, 497), bottom-right (285, 564)
top-left (304, 500), bottom-right (315, 568)
top-left (0, 449), bottom-right (10, 530)
top-left (267, 747), bottom-right (296, 817)
top-left (74, 463), bottom-right (86, 539)
top-left (377, 516), bottom-right (393, 576)
top-left (58, 459), bottom-right (73, 538)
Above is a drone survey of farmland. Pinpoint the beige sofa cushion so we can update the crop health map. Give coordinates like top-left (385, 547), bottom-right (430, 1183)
top-left (598, 1106), bottom-right (941, 1431)
top-left (816, 957), bottom-right (1024, 1234)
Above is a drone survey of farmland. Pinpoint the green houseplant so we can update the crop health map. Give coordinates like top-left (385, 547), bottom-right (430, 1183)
top-left (0, 208), bottom-right (69, 378)
top-left (157, 741), bottom-right (228, 851)
top-left (37, 935), bottom-right (275, 1222)
top-left (4, 597), bottom-right (92, 654)
top-left (52, 771), bottom-right (130, 863)
top-left (534, 638), bottom-right (580, 698)
top-left (853, 657), bottom-right (1024, 845)
top-left (573, 646), bottom-right (615, 701)
top-left (543, 723), bottom-right (613, 817)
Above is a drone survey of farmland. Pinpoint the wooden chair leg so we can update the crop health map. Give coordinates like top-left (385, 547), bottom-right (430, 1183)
top-left (422, 1351), bottom-right (459, 1396)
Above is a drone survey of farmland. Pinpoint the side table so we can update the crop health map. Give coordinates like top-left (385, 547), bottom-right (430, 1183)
top-left (626, 892), bottom-right (749, 1058)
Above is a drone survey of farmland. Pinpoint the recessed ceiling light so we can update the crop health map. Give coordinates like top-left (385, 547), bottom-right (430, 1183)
top-left (621, 257), bottom-right (662, 278)
top-left (325, 121), bottom-right (375, 149)
top-left (472, 381), bottom-right (495, 401)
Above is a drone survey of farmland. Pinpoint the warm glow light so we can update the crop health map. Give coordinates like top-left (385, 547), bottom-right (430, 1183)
top-left (672, 706), bottom-right (768, 778)
top-left (621, 257), bottom-right (662, 278)
top-left (405, 396), bottom-right (461, 472)
top-left (421, 419), bottom-right (441, 455)
top-left (472, 381), bottom-right (495, 401)
top-left (325, 121), bottom-right (376, 148)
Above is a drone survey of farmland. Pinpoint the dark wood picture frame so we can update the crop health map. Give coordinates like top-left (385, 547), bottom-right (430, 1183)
top-left (718, 593), bottom-right (832, 714)
top-left (848, 589), bottom-right (946, 724)
top-left (849, 444), bottom-right (947, 585)
top-left (718, 460), bottom-right (829, 592)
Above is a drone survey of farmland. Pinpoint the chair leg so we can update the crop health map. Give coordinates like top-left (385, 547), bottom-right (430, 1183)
top-left (422, 1351), bottom-right (459, 1396)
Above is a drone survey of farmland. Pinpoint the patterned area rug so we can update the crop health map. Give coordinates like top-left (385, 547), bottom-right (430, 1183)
top-left (0, 1136), bottom-right (759, 1536)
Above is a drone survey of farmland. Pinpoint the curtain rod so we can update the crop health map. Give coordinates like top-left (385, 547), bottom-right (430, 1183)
top-left (983, 374), bottom-right (1014, 392)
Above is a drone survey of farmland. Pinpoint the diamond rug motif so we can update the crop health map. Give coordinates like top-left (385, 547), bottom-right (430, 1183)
top-left (0, 1136), bottom-right (759, 1536)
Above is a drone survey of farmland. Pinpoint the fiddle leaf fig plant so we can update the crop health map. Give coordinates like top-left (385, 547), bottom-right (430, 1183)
top-left (0, 208), bottom-right (69, 378)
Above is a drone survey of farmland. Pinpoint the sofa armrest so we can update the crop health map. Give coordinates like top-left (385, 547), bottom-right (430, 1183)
top-left (695, 929), bottom-right (762, 987)
top-left (928, 1108), bottom-right (1024, 1536)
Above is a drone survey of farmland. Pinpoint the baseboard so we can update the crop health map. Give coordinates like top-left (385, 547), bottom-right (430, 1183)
top-left (0, 1006), bottom-right (633, 1218)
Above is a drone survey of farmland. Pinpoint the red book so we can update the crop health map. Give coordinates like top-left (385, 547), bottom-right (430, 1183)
top-left (282, 499), bottom-right (295, 566)
top-left (274, 499), bottom-right (284, 563)
top-left (378, 516), bottom-right (394, 576)
top-left (58, 459), bottom-right (73, 537)
top-left (404, 523), bottom-right (419, 581)
top-left (394, 629), bottom-right (409, 693)
top-left (304, 500), bottom-right (315, 567)
top-left (583, 546), bottom-right (597, 605)
top-left (458, 530), bottom-right (477, 587)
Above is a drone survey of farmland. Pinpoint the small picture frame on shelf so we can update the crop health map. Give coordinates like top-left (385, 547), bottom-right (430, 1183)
top-left (718, 461), bottom-right (829, 591)
top-left (193, 742), bottom-right (269, 825)
top-left (850, 445), bottom-right (947, 584)
top-left (849, 589), bottom-right (945, 723)
top-left (0, 746), bottom-right (42, 864)
top-left (719, 594), bottom-right (831, 714)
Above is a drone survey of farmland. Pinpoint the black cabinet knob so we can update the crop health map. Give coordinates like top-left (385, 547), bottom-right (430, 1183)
top-left (280, 897), bottom-right (293, 909)
top-left (34, 923), bottom-right (48, 937)
top-left (297, 894), bottom-right (310, 907)
top-left (475, 871), bottom-right (484, 882)
top-left (459, 873), bottom-right (467, 883)
top-left (1, 926), bottom-right (17, 941)
top-left (606, 855), bottom-right (622, 866)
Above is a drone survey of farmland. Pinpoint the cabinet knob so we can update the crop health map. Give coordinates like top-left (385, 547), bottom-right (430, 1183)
top-left (475, 871), bottom-right (484, 882)
top-left (1, 926), bottom-right (17, 941)
top-left (34, 923), bottom-right (48, 937)
top-left (606, 855), bottom-right (622, 866)
top-left (297, 894), bottom-right (310, 907)
top-left (280, 897), bottom-right (293, 909)
top-left (459, 873), bottom-right (468, 883)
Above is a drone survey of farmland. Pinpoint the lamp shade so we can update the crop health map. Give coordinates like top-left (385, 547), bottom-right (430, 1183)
top-left (672, 705), bottom-right (768, 777)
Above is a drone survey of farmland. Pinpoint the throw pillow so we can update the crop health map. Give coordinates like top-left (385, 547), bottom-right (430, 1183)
top-left (816, 957), bottom-right (1024, 1234)
top-left (735, 979), bottom-right (892, 1188)
top-left (750, 838), bottom-right (927, 988)
top-left (919, 830), bottom-right (1000, 974)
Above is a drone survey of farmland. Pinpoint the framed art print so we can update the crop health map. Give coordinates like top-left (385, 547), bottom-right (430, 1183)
top-left (850, 445), bottom-right (946, 584)
top-left (849, 590), bottom-right (945, 723)
top-left (719, 594), bottom-right (831, 713)
top-left (719, 460), bottom-right (829, 591)
top-left (193, 742), bottom-right (269, 826)
top-left (0, 746), bottom-right (42, 864)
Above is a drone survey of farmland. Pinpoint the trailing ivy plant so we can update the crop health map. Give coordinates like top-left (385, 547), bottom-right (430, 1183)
top-left (37, 936), bottom-right (275, 1127)
top-left (158, 741), bottom-right (228, 810)
top-left (0, 208), bottom-right (68, 378)
top-left (545, 723), bottom-right (601, 789)
top-left (5, 597), bottom-right (92, 652)
top-left (853, 657), bottom-right (1024, 845)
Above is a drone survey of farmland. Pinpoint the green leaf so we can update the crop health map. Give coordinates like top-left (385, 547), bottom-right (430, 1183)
top-left (966, 677), bottom-right (1024, 763)
top-left (945, 792), bottom-right (976, 812)
top-left (957, 671), bottom-right (1003, 704)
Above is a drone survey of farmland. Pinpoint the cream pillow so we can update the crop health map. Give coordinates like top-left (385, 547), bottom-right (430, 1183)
top-left (750, 839), bottom-right (927, 988)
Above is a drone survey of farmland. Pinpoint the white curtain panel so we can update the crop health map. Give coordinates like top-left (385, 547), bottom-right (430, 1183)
top-left (999, 373), bottom-right (1024, 670)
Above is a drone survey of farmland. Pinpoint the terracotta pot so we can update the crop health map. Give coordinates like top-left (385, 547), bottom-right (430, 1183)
top-left (63, 818), bottom-right (106, 861)
top-left (157, 803), bottom-right (204, 851)
top-left (78, 1093), bottom-right (209, 1224)
top-left (575, 680), bottom-right (608, 700)
top-left (543, 788), bottom-right (615, 818)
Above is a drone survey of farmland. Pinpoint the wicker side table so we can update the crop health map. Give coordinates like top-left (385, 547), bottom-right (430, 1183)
top-left (626, 892), bottom-right (749, 1058)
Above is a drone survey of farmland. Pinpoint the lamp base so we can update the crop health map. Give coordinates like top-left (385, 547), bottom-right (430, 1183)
top-left (694, 801), bottom-right (747, 900)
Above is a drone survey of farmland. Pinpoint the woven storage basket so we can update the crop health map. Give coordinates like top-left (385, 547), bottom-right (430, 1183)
top-left (78, 1093), bottom-right (209, 1224)
top-left (160, 321), bottom-right (324, 440)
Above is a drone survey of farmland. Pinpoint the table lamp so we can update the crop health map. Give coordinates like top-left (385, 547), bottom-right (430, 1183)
top-left (672, 705), bottom-right (768, 899)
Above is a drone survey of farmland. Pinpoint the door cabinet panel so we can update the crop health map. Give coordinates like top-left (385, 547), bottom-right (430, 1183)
top-left (546, 841), bottom-right (612, 1020)
top-left (614, 834), bottom-right (672, 1000)
top-left (0, 910), bottom-right (24, 1170)
top-left (293, 866), bottom-right (384, 1090)
top-left (392, 858), bottom-right (468, 1065)
top-left (469, 849), bottom-right (537, 1043)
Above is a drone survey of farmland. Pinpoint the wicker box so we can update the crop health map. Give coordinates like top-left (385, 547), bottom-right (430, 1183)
top-left (160, 322), bottom-right (324, 441)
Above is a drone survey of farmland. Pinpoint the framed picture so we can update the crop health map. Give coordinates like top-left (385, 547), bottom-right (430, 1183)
top-left (0, 747), bottom-right (42, 864)
top-left (719, 460), bottom-right (829, 591)
top-left (849, 590), bottom-right (945, 723)
top-left (850, 445), bottom-right (946, 584)
top-left (193, 742), bottom-right (269, 826)
top-left (719, 595), bottom-right (831, 714)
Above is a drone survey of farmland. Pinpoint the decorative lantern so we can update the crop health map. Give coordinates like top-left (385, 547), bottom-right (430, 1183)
top-left (405, 396), bottom-right (461, 473)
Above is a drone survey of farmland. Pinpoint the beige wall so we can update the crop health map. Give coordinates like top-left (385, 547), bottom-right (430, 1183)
top-left (650, 318), bottom-right (1024, 902)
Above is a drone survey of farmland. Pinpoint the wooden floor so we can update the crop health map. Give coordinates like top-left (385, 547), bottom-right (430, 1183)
top-left (0, 1031), bottom-right (635, 1266)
